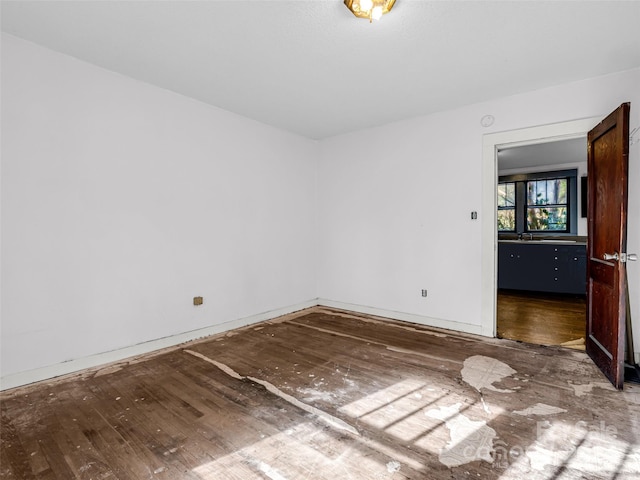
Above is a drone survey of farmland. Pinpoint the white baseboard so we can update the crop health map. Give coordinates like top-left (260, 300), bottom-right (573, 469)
top-left (4, 296), bottom-right (632, 391)
top-left (0, 299), bottom-right (493, 391)
top-left (0, 299), bottom-right (318, 391)
top-left (317, 298), bottom-right (485, 336)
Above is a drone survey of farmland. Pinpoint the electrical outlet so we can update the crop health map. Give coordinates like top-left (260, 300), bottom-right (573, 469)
top-left (421, 289), bottom-right (428, 297)
top-left (193, 296), bottom-right (203, 306)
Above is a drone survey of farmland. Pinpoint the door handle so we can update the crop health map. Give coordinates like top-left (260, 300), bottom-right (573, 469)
top-left (603, 252), bottom-right (637, 262)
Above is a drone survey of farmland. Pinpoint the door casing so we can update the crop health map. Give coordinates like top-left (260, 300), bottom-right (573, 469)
top-left (481, 116), bottom-right (602, 337)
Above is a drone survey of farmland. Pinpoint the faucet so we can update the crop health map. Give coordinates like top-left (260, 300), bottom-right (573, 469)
top-left (518, 232), bottom-right (533, 241)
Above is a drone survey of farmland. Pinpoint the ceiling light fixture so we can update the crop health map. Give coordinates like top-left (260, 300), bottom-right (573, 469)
top-left (344, 0), bottom-right (396, 23)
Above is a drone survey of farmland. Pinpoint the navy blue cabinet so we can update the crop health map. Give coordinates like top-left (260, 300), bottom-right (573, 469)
top-left (498, 242), bottom-right (586, 294)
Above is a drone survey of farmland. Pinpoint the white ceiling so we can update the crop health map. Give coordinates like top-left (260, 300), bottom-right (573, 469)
top-left (498, 137), bottom-right (586, 171)
top-left (2, 1), bottom-right (640, 140)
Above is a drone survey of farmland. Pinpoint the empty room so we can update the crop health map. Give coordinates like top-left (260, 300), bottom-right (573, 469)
top-left (2, 1), bottom-right (640, 479)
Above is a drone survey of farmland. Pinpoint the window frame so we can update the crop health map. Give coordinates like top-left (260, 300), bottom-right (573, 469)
top-left (525, 177), bottom-right (569, 232)
top-left (497, 181), bottom-right (517, 232)
top-left (498, 169), bottom-right (578, 235)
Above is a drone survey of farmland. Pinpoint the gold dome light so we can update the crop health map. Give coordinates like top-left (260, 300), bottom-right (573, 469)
top-left (344, 0), bottom-right (396, 23)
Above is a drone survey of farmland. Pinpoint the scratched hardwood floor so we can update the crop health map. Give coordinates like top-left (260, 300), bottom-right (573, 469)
top-left (496, 290), bottom-right (586, 349)
top-left (1, 307), bottom-right (639, 479)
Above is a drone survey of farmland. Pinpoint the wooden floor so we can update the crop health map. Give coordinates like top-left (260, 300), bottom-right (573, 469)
top-left (497, 290), bottom-right (586, 349)
top-left (2, 307), bottom-right (639, 479)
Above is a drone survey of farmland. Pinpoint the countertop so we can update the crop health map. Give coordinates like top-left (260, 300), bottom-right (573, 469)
top-left (499, 239), bottom-right (587, 246)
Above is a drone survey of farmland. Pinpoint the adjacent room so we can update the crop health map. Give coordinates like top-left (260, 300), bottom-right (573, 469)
top-left (496, 139), bottom-right (588, 349)
top-left (2, 1), bottom-right (640, 479)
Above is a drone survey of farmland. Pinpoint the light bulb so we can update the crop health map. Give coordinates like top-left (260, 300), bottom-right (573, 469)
top-left (360, 0), bottom-right (373, 12)
top-left (372, 5), bottom-right (383, 20)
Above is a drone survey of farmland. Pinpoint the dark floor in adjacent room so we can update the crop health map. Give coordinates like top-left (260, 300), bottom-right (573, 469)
top-left (497, 289), bottom-right (587, 350)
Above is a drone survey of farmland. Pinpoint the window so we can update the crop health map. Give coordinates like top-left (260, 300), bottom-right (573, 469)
top-left (526, 178), bottom-right (567, 231)
top-left (497, 182), bottom-right (516, 231)
top-left (497, 169), bottom-right (577, 234)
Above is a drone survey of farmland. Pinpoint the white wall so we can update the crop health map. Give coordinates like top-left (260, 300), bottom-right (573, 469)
top-left (317, 68), bottom-right (640, 352)
top-left (1, 34), bottom-right (318, 379)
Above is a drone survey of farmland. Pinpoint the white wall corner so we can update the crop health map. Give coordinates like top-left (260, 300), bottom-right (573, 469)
top-left (317, 299), bottom-right (485, 336)
top-left (0, 299), bottom-right (319, 391)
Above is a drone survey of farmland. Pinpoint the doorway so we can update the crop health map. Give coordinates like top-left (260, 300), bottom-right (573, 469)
top-left (482, 107), bottom-right (633, 389)
top-left (495, 138), bottom-right (587, 349)
top-left (479, 116), bottom-right (602, 339)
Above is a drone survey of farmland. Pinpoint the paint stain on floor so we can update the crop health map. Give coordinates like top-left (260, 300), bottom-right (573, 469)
top-left (461, 355), bottom-right (517, 393)
top-left (512, 403), bottom-right (567, 416)
top-left (425, 403), bottom-right (496, 467)
top-left (568, 380), bottom-right (616, 397)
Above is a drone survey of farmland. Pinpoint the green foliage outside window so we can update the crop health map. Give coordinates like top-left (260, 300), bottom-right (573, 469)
top-left (497, 182), bottom-right (516, 231)
top-left (526, 179), bottom-right (567, 231)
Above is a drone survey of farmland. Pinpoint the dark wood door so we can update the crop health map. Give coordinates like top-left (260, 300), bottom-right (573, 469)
top-left (586, 103), bottom-right (630, 389)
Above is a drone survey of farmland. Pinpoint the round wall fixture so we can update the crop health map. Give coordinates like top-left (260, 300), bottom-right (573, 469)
top-left (480, 115), bottom-right (495, 127)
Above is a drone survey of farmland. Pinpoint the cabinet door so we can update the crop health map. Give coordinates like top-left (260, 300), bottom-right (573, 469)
top-left (516, 245), bottom-right (545, 291)
top-left (499, 243), bottom-right (551, 291)
top-left (498, 244), bottom-right (521, 289)
top-left (549, 245), bottom-right (571, 293)
top-left (543, 245), bottom-right (588, 294)
top-left (567, 246), bottom-right (587, 294)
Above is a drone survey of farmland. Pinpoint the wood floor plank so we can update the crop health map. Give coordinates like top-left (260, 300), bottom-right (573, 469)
top-left (92, 366), bottom-right (205, 479)
top-left (0, 408), bottom-right (37, 479)
top-left (497, 290), bottom-right (586, 347)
